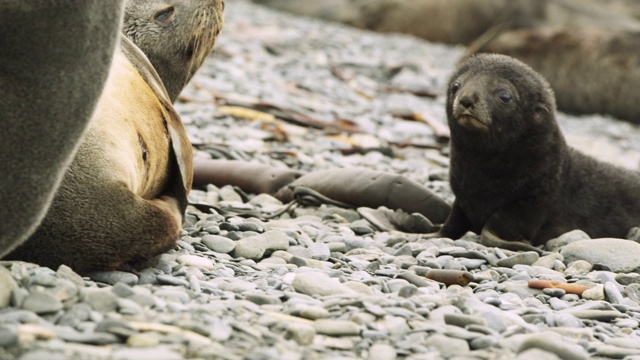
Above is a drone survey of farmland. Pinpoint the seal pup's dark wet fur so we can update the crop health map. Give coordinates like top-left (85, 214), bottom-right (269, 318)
top-left (440, 54), bottom-right (640, 248)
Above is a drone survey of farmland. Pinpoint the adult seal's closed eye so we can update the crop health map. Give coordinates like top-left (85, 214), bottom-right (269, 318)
top-left (440, 54), bottom-right (640, 251)
top-left (123, 0), bottom-right (225, 103)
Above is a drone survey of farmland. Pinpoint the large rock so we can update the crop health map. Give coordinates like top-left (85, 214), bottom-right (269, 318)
top-left (560, 238), bottom-right (640, 272)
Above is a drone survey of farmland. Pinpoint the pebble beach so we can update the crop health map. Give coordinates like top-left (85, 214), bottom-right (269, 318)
top-left (4, 1), bottom-right (640, 359)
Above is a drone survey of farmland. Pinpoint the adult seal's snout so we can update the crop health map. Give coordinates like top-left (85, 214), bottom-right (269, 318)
top-left (123, 0), bottom-right (225, 102)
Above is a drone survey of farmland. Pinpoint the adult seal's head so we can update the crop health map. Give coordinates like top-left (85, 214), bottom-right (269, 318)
top-left (446, 54), bottom-right (557, 152)
top-left (123, 0), bottom-right (224, 102)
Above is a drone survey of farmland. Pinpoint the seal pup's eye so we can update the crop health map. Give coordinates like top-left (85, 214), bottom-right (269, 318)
top-left (154, 6), bottom-right (175, 23)
top-left (496, 89), bottom-right (512, 104)
top-left (451, 81), bottom-right (461, 94)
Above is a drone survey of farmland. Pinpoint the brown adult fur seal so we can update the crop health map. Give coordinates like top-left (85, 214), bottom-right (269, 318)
top-left (6, 37), bottom-right (194, 273)
top-left (251, 0), bottom-right (640, 45)
top-left (6, 0), bottom-right (224, 273)
top-left (123, 0), bottom-right (224, 103)
top-left (0, 1), bottom-right (125, 258)
top-left (439, 54), bottom-right (640, 251)
top-left (473, 27), bottom-right (640, 122)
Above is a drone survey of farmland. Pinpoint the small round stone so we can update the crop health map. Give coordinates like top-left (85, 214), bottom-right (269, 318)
top-left (21, 292), bottom-right (63, 314)
top-left (201, 235), bottom-right (236, 253)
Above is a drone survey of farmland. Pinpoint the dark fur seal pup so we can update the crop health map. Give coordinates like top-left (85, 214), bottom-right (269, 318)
top-left (0, 1), bottom-right (124, 258)
top-left (474, 27), bottom-right (640, 123)
top-left (439, 54), bottom-right (640, 251)
top-left (123, 0), bottom-right (225, 103)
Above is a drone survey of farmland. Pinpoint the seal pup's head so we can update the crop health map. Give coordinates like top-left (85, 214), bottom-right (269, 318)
top-left (123, 0), bottom-right (224, 102)
top-left (446, 54), bottom-right (557, 152)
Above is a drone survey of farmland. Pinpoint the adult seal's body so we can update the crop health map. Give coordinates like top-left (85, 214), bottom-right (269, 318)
top-left (6, 37), bottom-right (194, 273)
top-left (439, 54), bottom-right (640, 251)
top-left (474, 27), bottom-right (640, 123)
top-left (7, 0), bottom-right (224, 273)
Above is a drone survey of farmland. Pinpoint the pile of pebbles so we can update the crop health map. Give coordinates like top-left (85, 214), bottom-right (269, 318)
top-left (3, 1), bottom-right (640, 359)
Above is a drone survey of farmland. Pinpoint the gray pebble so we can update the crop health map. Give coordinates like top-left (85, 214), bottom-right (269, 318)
top-left (424, 334), bottom-right (470, 357)
top-left (88, 271), bottom-right (138, 286)
top-left (82, 288), bottom-right (119, 313)
top-left (444, 313), bottom-right (488, 328)
top-left (55, 326), bottom-right (120, 345)
top-left (314, 319), bottom-right (361, 336)
top-left (238, 221), bottom-right (264, 233)
top-left (0, 325), bottom-right (18, 347)
top-left (604, 281), bottom-right (625, 304)
top-left (21, 291), bottom-right (62, 314)
top-left (245, 293), bottom-right (282, 305)
top-left (55, 265), bottom-right (84, 286)
top-left (546, 230), bottom-right (590, 252)
top-left (18, 350), bottom-right (67, 360)
top-left (201, 234), bottom-right (236, 253)
top-left (113, 348), bottom-right (184, 360)
top-left (368, 343), bottom-right (397, 360)
top-left (308, 243), bottom-right (330, 261)
top-left (517, 332), bottom-right (589, 360)
top-left (496, 252), bottom-right (540, 268)
top-left (232, 230), bottom-right (290, 260)
top-left (285, 323), bottom-right (316, 346)
top-left (292, 271), bottom-right (355, 296)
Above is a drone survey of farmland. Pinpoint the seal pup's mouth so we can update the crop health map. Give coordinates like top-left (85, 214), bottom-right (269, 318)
top-left (456, 114), bottom-right (490, 131)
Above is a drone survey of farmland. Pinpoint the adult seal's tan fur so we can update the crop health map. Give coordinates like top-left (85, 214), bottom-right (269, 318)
top-left (123, 0), bottom-right (225, 102)
top-left (7, 0), bottom-right (224, 273)
top-left (0, 1), bottom-right (124, 259)
top-left (438, 54), bottom-right (640, 252)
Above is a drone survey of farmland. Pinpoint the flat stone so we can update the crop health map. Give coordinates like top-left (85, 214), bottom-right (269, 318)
top-left (308, 243), bottom-right (330, 261)
top-left (546, 230), bottom-right (590, 252)
top-left (298, 306), bottom-right (329, 320)
top-left (582, 284), bottom-right (605, 300)
top-left (201, 235), bottom-right (236, 254)
top-left (560, 238), bottom-right (640, 272)
top-left (615, 272), bottom-right (640, 285)
top-left (314, 319), bottom-right (361, 336)
top-left (56, 265), bottom-right (84, 286)
top-left (88, 271), bottom-right (139, 286)
top-left (21, 292), bottom-right (63, 314)
top-left (82, 288), bottom-right (119, 313)
top-left (516, 348), bottom-right (562, 360)
top-left (285, 323), bottom-right (316, 346)
top-left (291, 272), bottom-right (356, 296)
top-left (496, 252), bottom-right (540, 268)
top-left (564, 260), bottom-right (593, 277)
top-left (113, 347), bottom-right (184, 360)
top-left (444, 313), bottom-right (488, 328)
top-left (517, 332), bottom-right (589, 360)
top-left (424, 334), bottom-right (470, 357)
top-left (232, 230), bottom-right (291, 260)
top-left (368, 343), bottom-right (397, 360)
top-left (177, 255), bottom-right (214, 270)
top-left (55, 326), bottom-right (120, 345)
